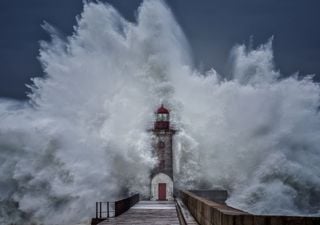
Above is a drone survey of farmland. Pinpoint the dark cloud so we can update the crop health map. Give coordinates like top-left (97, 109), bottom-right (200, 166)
top-left (0, 0), bottom-right (319, 99)
top-left (168, 0), bottom-right (320, 76)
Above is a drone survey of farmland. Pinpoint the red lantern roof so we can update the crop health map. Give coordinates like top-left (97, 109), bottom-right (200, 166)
top-left (157, 104), bottom-right (169, 114)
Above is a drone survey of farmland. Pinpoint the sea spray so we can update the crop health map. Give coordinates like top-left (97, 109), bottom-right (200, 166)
top-left (1, 0), bottom-right (320, 224)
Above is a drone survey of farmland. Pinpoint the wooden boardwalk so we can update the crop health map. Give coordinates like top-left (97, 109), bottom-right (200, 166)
top-left (99, 201), bottom-right (180, 225)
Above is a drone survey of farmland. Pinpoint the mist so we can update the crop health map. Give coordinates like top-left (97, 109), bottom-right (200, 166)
top-left (1, 0), bottom-right (320, 224)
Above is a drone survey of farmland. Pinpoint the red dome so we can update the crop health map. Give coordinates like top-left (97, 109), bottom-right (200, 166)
top-left (157, 104), bottom-right (169, 114)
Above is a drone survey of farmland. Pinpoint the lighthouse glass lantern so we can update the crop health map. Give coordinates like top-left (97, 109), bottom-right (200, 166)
top-left (154, 105), bottom-right (170, 130)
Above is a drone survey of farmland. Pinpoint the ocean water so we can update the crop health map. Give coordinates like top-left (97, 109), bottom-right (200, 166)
top-left (1, 0), bottom-right (320, 224)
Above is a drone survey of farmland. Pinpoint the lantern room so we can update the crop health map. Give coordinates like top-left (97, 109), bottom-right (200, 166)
top-left (154, 104), bottom-right (170, 130)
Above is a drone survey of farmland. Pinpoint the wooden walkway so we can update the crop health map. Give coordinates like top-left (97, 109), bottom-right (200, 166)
top-left (99, 201), bottom-right (180, 225)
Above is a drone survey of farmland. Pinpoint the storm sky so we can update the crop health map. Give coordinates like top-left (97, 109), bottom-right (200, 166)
top-left (0, 0), bottom-right (319, 99)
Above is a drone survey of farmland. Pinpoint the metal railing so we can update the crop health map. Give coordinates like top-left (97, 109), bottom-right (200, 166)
top-left (114, 193), bottom-right (139, 217)
top-left (95, 201), bottom-right (115, 219)
top-left (95, 194), bottom-right (139, 219)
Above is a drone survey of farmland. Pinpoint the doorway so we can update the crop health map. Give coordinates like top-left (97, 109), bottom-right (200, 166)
top-left (158, 183), bottom-right (166, 200)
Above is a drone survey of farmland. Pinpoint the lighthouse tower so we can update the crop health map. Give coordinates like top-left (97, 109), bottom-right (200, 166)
top-left (150, 105), bottom-right (176, 201)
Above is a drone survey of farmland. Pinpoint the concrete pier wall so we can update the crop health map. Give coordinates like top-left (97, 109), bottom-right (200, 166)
top-left (180, 190), bottom-right (320, 225)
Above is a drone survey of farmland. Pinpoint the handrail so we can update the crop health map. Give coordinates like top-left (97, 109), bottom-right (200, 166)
top-left (91, 194), bottom-right (140, 225)
top-left (94, 194), bottom-right (139, 219)
top-left (115, 193), bottom-right (139, 217)
top-left (95, 202), bottom-right (114, 219)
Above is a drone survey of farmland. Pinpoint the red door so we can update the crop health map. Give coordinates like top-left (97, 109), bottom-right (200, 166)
top-left (158, 183), bottom-right (166, 200)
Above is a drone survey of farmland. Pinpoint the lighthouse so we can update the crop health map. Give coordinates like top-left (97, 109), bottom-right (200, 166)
top-left (150, 104), bottom-right (176, 201)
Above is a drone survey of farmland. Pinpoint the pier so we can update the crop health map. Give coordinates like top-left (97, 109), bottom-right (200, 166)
top-left (99, 201), bottom-right (180, 225)
top-left (92, 190), bottom-right (320, 225)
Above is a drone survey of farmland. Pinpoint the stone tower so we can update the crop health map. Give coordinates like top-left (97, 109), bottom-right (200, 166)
top-left (150, 105), bottom-right (176, 200)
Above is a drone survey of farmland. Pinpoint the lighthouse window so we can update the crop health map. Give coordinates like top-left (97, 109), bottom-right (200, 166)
top-left (157, 113), bottom-right (169, 121)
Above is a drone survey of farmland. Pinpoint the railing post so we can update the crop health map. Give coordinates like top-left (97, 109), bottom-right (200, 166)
top-left (96, 202), bottom-right (98, 218)
top-left (94, 194), bottom-right (140, 219)
top-left (107, 202), bottom-right (110, 218)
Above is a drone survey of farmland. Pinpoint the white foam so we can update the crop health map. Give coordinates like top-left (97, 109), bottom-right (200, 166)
top-left (1, 0), bottom-right (320, 224)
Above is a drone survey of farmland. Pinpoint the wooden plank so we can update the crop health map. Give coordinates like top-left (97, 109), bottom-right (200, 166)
top-left (99, 201), bottom-right (180, 225)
